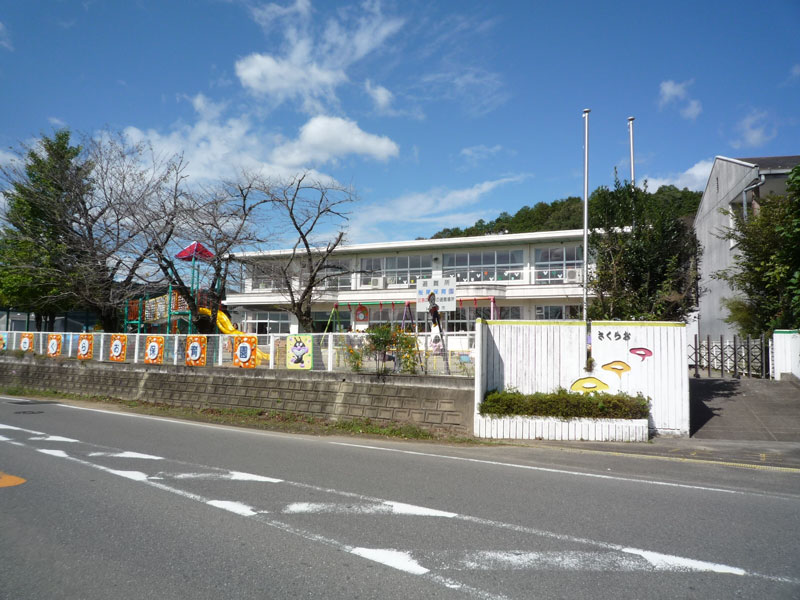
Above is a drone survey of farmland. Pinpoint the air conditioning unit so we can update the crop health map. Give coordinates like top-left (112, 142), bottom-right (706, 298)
top-left (369, 276), bottom-right (386, 289)
top-left (565, 268), bottom-right (581, 283)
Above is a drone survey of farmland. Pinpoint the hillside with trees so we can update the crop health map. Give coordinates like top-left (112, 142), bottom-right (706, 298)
top-left (429, 185), bottom-right (700, 238)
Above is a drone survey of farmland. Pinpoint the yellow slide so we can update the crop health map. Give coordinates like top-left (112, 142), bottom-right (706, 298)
top-left (199, 308), bottom-right (269, 364)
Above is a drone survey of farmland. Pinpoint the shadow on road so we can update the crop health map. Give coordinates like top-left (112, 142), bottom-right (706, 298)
top-left (689, 378), bottom-right (741, 436)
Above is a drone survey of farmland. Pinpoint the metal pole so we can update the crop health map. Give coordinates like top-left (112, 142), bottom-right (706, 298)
top-left (582, 108), bottom-right (590, 322)
top-left (627, 116), bottom-right (635, 186)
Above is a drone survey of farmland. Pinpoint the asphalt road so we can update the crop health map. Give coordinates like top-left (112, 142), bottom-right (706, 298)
top-left (2, 395), bottom-right (799, 599)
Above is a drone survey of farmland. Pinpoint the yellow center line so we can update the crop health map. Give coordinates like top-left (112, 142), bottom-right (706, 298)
top-left (0, 471), bottom-right (27, 487)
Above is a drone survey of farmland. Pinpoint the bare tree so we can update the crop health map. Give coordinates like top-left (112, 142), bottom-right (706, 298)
top-left (246, 173), bottom-right (356, 332)
top-left (142, 173), bottom-right (275, 333)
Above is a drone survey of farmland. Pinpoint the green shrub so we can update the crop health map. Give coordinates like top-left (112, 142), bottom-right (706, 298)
top-left (480, 387), bottom-right (649, 420)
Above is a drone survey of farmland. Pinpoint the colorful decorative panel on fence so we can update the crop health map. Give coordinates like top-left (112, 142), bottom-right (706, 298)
top-left (286, 335), bottom-right (313, 370)
top-left (47, 334), bottom-right (62, 357)
top-left (233, 336), bottom-right (258, 369)
top-left (109, 334), bottom-right (127, 362)
top-left (185, 335), bottom-right (207, 367)
top-left (144, 336), bottom-right (164, 365)
top-left (0, 334), bottom-right (5, 350)
top-left (20, 333), bottom-right (34, 353)
top-left (77, 334), bottom-right (93, 360)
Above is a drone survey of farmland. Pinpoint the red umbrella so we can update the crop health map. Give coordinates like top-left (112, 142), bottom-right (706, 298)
top-left (175, 241), bottom-right (214, 261)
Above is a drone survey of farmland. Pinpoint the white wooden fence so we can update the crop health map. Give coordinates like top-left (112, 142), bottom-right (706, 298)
top-left (771, 330), bottom-right (800, 381)
top-left (474, 320), bottom-right (689, 439)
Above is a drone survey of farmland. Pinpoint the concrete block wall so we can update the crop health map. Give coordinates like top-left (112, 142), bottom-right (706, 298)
top-left (0, 357), bottom-right (473, 435)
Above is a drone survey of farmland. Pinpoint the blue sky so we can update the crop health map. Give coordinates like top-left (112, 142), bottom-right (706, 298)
top-left (1, 0), bottom-right (798, 244)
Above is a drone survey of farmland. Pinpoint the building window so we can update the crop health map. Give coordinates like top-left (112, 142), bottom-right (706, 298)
top-left (318, 260), bottom-right (352, 290)
top-left (445, 306), bottom-right (522, 332)
top-left (533, 246), bottom-right (582, 284)
top-left (251, 263), bottom-right (283, 291)
top-left (360, 255), bottom-right (432, 287)
top-left (247, 311), bottom-right (291, 334)
top-left (534, 305), bottom-right (581, 320)
top-left (367, 306), bottom-right (407, 326)
top-left (311, 310), bottom-right (351, 332)
top-left (442, 250), bottom-right (523, 283)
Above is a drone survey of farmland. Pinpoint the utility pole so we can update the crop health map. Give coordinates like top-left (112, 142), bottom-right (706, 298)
top-left (582, 109), bottom-right (590, 321)
top-left (627, 116), bottom-right (635, 186)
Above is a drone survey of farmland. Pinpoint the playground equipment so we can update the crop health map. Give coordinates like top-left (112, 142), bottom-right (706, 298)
top-left (198, 307), bottom-right (269, 364)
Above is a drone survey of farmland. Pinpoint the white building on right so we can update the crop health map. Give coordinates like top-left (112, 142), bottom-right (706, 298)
top-left (694, 155), bottom-right (800, 339)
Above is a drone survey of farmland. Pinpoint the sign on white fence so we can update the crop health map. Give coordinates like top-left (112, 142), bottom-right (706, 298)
top-left (416, 277), bottom-right (457, 313)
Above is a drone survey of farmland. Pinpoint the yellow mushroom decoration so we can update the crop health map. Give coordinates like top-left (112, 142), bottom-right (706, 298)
top-left (570, 377), bottom-right (610, 394)
top-left (602, 360), bottom-right (631, 378)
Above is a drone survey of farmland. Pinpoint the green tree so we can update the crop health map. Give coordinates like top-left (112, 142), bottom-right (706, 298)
top-left (587, 178), bottom-right (700, 321)
top-left (0, 130), bottom-right (87, 329)
top-left (715, 165), bottom-right (800, 335)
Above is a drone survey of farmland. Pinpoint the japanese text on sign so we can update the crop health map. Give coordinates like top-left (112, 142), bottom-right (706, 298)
top-left (415, 277), bottom-right (457, 312)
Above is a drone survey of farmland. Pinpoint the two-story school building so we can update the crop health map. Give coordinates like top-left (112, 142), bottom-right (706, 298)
top-left (224, 229), bottom-right (592, 334)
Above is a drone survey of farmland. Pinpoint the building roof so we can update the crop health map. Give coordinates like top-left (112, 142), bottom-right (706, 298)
top-left (734, 155), bottom-right (800, 172)
top-left (233, 229), bottom-right (586, 259)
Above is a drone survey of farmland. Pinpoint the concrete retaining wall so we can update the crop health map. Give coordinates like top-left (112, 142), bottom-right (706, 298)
top-left (0, 357), bottom-right (474, 435)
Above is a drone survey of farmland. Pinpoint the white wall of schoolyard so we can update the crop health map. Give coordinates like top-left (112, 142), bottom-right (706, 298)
top-left (474, 320), bottom-right (690, 437)
top-left (771, 330), bottom-right (800, 381)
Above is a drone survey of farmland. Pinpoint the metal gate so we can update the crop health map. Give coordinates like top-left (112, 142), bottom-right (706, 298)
top-left (688, 334), bottom-right (770, 379)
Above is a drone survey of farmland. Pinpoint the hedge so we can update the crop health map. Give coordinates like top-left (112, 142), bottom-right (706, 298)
top-left (480, 388), bottom-right (650, 420)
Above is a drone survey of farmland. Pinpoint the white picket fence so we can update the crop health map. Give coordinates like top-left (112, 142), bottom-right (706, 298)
top-left (0, 330), bottom-right (475, 377)
top-left (473, 320), bottom-right (690, 439)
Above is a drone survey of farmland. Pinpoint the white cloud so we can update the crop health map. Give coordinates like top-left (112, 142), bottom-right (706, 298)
top-left (48, 117), bottom-right (67, 127)
top-left (236, 1), bottom-right (403, 113)
top-left (658, 79), bottom-right (701, 120)
top-left (658, 79), bottom-right (691, 108)
top-left (460, 144), bottom-right (502, 165)
top-left (0, 22), bottom-right (12, 51)
top-left (270, 115), bottom-right (399, 167)
top-left (365, 80), bottom-right (393, 111)
top-left (642, 159), bottom-right (713, 192)
top-left (680, 99), bottom-right (702, 120)
top-left (730, 109), bottom-right (777, 149)
top-left (419, 68), bottom-right (508, 117)
top-left (792, 64), bottom-right (800, 78)
top-left (345, 174), bottom-right (527, 243)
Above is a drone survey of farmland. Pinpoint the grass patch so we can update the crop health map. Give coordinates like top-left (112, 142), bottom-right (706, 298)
top-left (480, 387), bottom-right (650, 420)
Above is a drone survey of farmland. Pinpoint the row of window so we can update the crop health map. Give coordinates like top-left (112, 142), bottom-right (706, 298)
top-left (250, 246), bottom-right (584, 291)
top-left (242, 304), bottom-right (581, 334)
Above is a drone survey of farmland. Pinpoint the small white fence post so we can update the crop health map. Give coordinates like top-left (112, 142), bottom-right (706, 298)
top-left (269, 335), bottom-right (275, 369)
top-left (327, 332), bottom-right (334, 372)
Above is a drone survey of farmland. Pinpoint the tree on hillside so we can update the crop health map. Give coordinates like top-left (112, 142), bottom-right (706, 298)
top-left (714, 165), bottom-right (800, 335)
top-left (587, 179), bottom-right (701, 321)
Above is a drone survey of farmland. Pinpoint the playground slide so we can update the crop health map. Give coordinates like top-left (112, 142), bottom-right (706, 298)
top-left (199, 308), bottom-right (269, 363)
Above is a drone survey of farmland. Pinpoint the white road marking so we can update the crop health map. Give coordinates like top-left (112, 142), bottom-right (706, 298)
top-left (282, 501), bottom-right (456, 517)
top-left (229, 471), bottom-right (283, 482)
top-left (37, 449), bottom-right (69, 458)
top-left (29, 435), bottom-right (79, 442)
top-left (351, 548), bottom-right (429, 575)
top-left (206, 500), bottom-right (259, 516)
top-left (3, 422), bottom-right (797, 589)
top-left (0, 423), bottom-right (44, 434)
top-left (329, 442), bottom-right (773, 497)
top-left (88, 451), bottom-right (164, 460)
